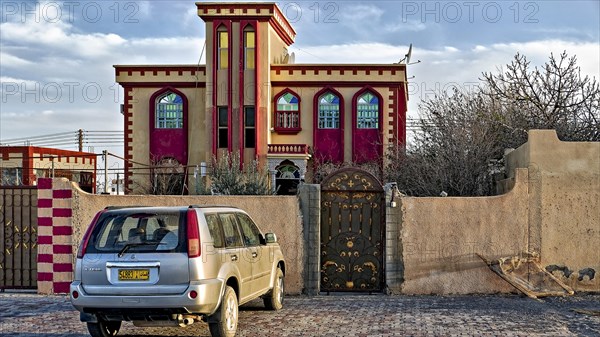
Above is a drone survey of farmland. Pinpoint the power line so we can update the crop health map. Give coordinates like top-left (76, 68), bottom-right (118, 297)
top-left (0, 131), bottom-right (76, 143)
top-left (0, 129), bottom-right (125, 149)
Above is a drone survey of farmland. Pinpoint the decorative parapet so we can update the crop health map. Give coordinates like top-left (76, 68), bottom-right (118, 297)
top-left (196, 2), bottom-right (296, 45)
top-left (268, 144), bottom-right (310, 155)
top-left (115, 65), bottom-right (206, 86)
top-left (270, 64), bottom-right (406, 85)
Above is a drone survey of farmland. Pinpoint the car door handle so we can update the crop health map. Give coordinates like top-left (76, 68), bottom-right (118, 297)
top-left (252, 252), bottom-right (258, 258)
top-left (231, 255), bottom-right (238, 262)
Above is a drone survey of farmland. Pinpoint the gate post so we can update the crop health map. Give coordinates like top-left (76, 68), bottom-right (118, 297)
top-left (298, 184), bottom-right (320, 295)
top-left (37, 178), bottom-right (74, 294)
top-left (384, 183), bottom-right (403, 293)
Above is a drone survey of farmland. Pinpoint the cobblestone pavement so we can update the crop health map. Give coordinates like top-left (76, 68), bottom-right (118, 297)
top-left (1, 292), bottom-right (599, 337)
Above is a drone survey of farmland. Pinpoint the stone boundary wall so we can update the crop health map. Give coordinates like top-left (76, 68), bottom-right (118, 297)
top-left (393, 169), bottom-right (529, 294)
top-left (505, 130), bottom-right (600, 292)
top-left (392, 130), bottom-right (599, 294)
top-left (34, 131), bottom-right (598, 295)
top-left (37, 181), bottom-right (304, 295)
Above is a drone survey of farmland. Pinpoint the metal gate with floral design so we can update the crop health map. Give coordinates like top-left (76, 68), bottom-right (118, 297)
top-left (0, 187), bottom-right (38, 290)
top-left (320, 168), bottom-right (384, 292)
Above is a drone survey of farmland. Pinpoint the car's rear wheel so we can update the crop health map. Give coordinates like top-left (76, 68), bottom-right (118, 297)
top-left (87, 320), bottom-right (121, 337)
top-left (209, 286), bottom-right (238, 337)
top-left (264, 267), bottom-right (284, 310)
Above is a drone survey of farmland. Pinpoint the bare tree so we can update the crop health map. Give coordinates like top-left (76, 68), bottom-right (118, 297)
top-left (482, 51), bottom-right (599, 144)
top-left (387, 51), bottom-right (599, 197)
top-left (387, 89), bottom-right (505, 196)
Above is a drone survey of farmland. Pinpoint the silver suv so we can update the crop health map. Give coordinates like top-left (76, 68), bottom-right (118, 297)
top-left (70, 205), bottom-right (285, 337)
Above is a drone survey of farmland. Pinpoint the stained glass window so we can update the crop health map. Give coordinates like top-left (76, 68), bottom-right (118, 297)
top-left (276, 164), bottom-right (300, 179)
top-left (275, 92), bottom-right (300, 130)
top-left (318, 92), bottom-right (340, 129)
top-left (357, 92), bottom-right (379, 129)
top-left (275, 161), bottom-right (301, 195)
top-left (156, 93), bottom-right (183, 129)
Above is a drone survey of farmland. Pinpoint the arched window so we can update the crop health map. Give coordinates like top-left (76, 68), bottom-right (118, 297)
top-left (356, 92), bottom-right (379, 129)
top-left (156, 93), bottom-right (183, 129)
top-left (274, 90), bottom-right (301, 133)
top-left (275, 160), bottom-right (301, 195)
top-left (318, 92), bottom-right (340, 129)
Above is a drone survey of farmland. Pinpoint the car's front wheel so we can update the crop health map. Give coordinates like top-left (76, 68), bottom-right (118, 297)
top-left (209, 286), bottom-right (238, 337)
top-left (264, 267), bottom-right (284, 310)
top-left (87, 320), bottom-right (121, 337)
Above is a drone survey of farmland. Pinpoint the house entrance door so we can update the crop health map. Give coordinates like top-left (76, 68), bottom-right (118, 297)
top-left (320, 168), bottom-right (384, 292)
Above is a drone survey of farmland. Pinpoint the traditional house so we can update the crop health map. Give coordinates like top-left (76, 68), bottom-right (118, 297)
top-left (0, 146), bottom-right (96, 193)
top-left (116, 2), bottom-right (408, 195)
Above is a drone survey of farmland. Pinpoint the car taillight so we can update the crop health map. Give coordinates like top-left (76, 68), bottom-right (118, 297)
top-left (76, 210), bottom-right (104, 258)
top-left (187, 209), bottom-right (201, 258)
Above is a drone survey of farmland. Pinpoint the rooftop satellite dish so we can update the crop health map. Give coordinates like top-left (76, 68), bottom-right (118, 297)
top-left (405, 43), bottom-right (412, 64)
top-left (281, 48), bottom-right (289, 64)
top-left (397, 43), bottom-right (413, 64)
top-left (398, 43), bottom-right (421, 65)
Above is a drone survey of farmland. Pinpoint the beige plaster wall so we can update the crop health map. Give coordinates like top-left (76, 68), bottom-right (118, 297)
top-left (31, 158), bottom-right (95, 171)
top-left (400, 131), bottom-right (599, 294)
top-left (506, 130), bottom-right (600, 291)
top-left (0, 153), bottom-right (21, 168)
top-left (128, 86), bottom-right (206, 193)
top-left (399, 169), bottom-right (530, 294)
top-left (70, 186), bottom-right (304, 294)
top-left (267, 26), bottom-right (289, 65)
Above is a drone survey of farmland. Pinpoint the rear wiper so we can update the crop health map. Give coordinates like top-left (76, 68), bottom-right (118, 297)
top-left (118, 242), bottom-right (160, 257)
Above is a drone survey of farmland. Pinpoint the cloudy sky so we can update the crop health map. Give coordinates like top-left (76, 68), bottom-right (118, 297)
top-left (1, 0), bottom-right (599, 153)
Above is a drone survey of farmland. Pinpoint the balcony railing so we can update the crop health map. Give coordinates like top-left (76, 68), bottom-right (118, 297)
top-left (274, 111), bottom-right (301, 134)
top-left (267, 144), bottom-right (310, 155)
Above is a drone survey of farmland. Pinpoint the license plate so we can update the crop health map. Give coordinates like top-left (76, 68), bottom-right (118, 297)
top-left (118, 269), bottom-right (149, 281)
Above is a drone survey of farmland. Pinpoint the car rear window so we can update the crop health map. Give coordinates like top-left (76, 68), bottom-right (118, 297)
top-left (86, 210), bottom-right (186, 254)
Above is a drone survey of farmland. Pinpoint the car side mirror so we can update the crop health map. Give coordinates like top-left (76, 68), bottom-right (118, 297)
top-left (265, 233), bottom-right (277, 244)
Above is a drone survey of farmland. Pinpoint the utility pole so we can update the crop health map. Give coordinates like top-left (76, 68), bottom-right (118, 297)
top-left (103, 150), bottom-right (108, 194)
top-left (78, 129), bottom-right (84, 152)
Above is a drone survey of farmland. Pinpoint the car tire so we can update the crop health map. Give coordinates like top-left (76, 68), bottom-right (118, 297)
top-left (264, 267), bottom-right (284, 310)
top-left (87, 320), bottom-right (121, 337)
top-left (209, 286), bottom-right (238, 337)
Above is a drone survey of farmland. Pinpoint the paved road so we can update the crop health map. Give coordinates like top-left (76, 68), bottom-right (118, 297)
top-left (1, 292), bottom-right (599, 336)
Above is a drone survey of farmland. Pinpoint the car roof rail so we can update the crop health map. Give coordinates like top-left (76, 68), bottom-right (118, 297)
top-left (104, 205), bottom-right (152, 210)
top-left (188, 205), bottom-right (239, 209)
